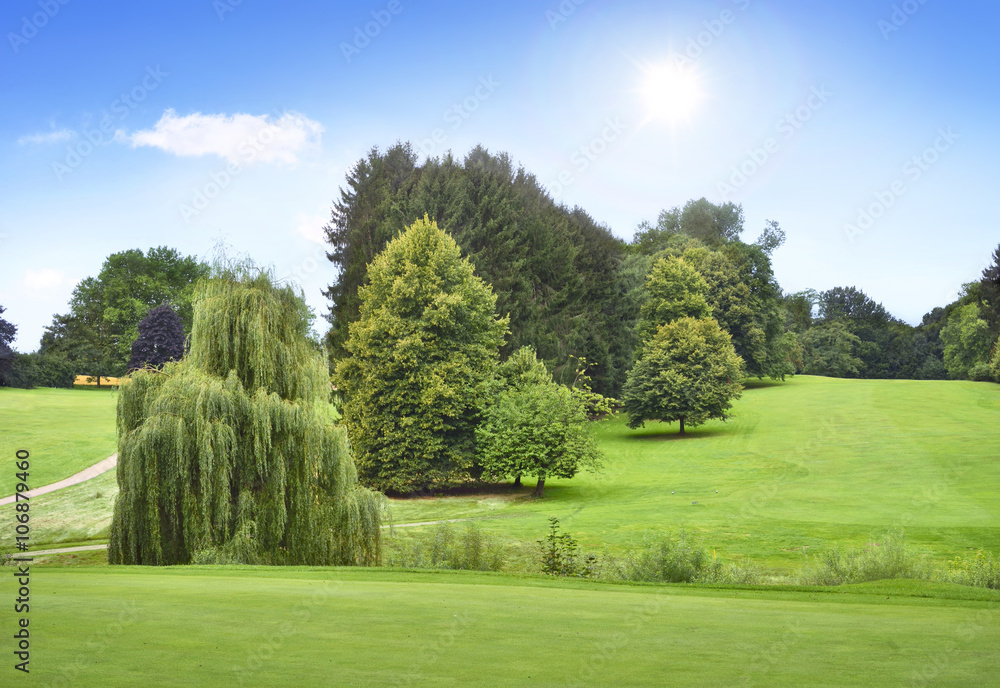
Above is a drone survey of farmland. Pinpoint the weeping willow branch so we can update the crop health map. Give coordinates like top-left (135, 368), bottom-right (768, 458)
top-left (109, 267), bottom-right (384, 566)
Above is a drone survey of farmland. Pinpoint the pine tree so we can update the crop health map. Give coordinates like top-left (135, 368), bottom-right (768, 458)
top-left (109, 265), bottom-right (383, 566)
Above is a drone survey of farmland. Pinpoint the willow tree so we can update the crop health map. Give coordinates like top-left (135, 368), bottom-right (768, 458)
top-left (109, 266), bottom-right (383, 566)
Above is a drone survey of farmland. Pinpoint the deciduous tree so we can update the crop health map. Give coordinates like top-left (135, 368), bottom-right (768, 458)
top-left (336, 216), bottom-right (508, 493)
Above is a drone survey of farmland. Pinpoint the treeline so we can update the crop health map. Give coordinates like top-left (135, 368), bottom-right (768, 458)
top-left (0, 247), bottom-right (208, 388)
top-left (1, 145), bottom-right (997, 392)
top-left (323, 143), bottom-right (1000, 389)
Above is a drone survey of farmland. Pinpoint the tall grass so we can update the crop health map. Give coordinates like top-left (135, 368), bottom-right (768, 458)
top-left (384, 522), bottom-right (506, 572)
top-left (797, 530), bottom-right (931, 585)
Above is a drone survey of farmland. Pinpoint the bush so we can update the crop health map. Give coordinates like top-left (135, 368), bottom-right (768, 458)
top-left (797, 530), bottom-right (930, 585)
top-left (3, 352), bottom-right (75, 389)
top-left (991, 344), bottom-right (1000, 382)
top-left (384, 522), bottom-right (506, 572)
top-left (948, 550), bottom-right (1000, 590)
top-left (606, 530), bottom-right (724, 583)
top-left (537, 517), bottom-right (598, 577)
top-left (968, 362), bottom-right (994, 382)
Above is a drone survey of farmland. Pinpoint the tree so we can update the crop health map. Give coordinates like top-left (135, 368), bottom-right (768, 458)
top-left (108, 265), bottom-right (383, 566)
top-left (635, 256), bottom-right (711, 343)
top-left (127, 304), bottom-right (186, 371)
top-left (477, 349), bottom-right (601, 497)
top-left (324, 145), bottom-right (630, 395)
top-left (979, 243), bottom-right (1000, 338)
top-left (940, 303), bottom-right (992, 379)
top-left (632, 198), bottom-right (744, 250)
top-left (0, 305), bottom-right (15, 386)
top-left (336, 216), bottom-right (508, 494)
top-left (799, 321), bottom-right (863, 377)
top-left (43, 247), bottom-right (209, 380)
top-left (623, 317), bottom-right (744, 434)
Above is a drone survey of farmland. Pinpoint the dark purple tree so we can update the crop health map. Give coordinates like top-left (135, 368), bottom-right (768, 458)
top-left (0, 305), bottom-right (17, 385)
top-left (127, 304), bottom-right (185, 372)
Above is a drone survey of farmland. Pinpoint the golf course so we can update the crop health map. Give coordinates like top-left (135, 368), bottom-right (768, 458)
top-left (2, 375), bottom-right (998, 686)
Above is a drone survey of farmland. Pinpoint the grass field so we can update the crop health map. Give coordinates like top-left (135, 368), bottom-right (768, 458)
top-left (3, 376), bottom-right (998, 574)
top-left (387, 376), bottom-right (1000, 571)
top-left (0, 387), bottom-right (118, 496)
top-left (1, 566), bottom-right (993, 687)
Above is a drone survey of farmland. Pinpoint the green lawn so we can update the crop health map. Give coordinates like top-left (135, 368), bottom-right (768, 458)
top-left (388, 376), bottom-right (1000, 570)
top-left (7, 567), bottom-right (996, 687)
top-left (0, 387), bottom-right (118, 496)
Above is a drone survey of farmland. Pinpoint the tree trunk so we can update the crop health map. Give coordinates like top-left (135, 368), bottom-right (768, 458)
top-left (513, 475), bottom-right (521, 488)
top-left (533, 477), bottom-right (545, 498)
top-left (679, 417), bottom-right (685, 435)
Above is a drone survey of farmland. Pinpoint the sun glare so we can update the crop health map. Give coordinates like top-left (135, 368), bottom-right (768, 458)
top-left (638, 63), bottom-right (706, 125)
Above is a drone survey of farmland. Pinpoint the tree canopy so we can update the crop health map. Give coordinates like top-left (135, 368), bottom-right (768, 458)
top-left (336, 215), bottom-right (508, 494)
top-left (41, 247), bottom-right (209, 380)
top-left (623, 317), bottom-right (744, 433)
top-left (477, 347), bottom-right (602, 497)
top-left (109, 265), bottom-right (383, 566)
top-left (323, 144), bottom-right (630, 395)
top-left (127, 303), bottom-right (186, 372)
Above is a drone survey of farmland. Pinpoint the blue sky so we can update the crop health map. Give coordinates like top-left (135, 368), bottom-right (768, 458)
top-left (2, 0), bottom-right (998, 350)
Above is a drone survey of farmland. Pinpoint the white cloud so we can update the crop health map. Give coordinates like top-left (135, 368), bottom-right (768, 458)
top-left (294, 212), bottom-right (328, 244)
top-left (19, 268), bottom-right (76, 297)
top-left (17, 129), bottom-right (74, 145)
top-left (126, 109), bottom-right (323, 164)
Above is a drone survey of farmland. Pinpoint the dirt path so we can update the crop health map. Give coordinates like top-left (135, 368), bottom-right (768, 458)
top-left (0, 453), bottom-right (118, 506)
top-left (17, 517), bottom-right (505, 559)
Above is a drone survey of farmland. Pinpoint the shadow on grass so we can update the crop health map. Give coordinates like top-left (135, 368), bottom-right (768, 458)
top-left (743, 378), bottom-right (791, 390)
top-left (386, 481), bottom-right (535, 500)
top-left (628, 428), bottom-right (729, 441)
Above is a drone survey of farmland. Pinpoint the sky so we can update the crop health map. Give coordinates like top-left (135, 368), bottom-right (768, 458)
top-left (1, 0), bottom-right (998, 351)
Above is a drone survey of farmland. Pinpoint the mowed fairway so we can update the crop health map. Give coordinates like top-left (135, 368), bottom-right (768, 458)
top-left (9, 567), bottom-right (996, 687)
top-left (0, 387), bottom-right (118, 496)
top-left (390, 376), bottom-right (1000, 569)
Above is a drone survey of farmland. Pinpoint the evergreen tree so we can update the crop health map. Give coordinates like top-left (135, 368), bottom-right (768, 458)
top-left (109, 265), bottom-right (383, 566)
top-left (336, 216), bottom-right (508, 493)
top-left (127, 304), bottom-right (186, 371)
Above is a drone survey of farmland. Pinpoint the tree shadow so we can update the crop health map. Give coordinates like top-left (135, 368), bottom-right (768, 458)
top-left (385, 481), bottom-right (532, 500)
top-left (743, 377), bottom-right (791, 390)
top-left (628, 428), bottom-right (729, 441)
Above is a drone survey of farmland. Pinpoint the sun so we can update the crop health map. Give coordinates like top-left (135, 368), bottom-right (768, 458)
top-left (638, 62), bottom-right (706, 125)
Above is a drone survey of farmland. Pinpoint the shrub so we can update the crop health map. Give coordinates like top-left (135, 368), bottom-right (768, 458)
top-left (948, 550), bottom-right (1000, 590)
top-left (384, 522), bottom-right (506, 572)
top-left (606, 530), bottom-right (722, 583)
top-left (797, 530), bottom-right (930, 585)
top-left (968, 362), bottom-right (994, 382)
top-left (537, 517), bottom-right (598, 577)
